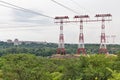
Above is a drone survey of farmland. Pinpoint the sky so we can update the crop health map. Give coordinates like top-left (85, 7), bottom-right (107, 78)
top-left (0, 0), bottom-right (119, 44)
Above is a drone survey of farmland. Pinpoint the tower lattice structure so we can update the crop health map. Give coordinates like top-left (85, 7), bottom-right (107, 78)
top-left (111, 35), bottom-right (116, 43)
top-left (55, 16), bottom-right (69, 55)
top-left (95, 14), bottom-right (112, 54)
top-left (74, 15), bottom-right (89, 55)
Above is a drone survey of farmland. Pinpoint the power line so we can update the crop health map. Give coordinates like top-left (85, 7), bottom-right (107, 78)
top-left (51, 0), bottom-right (80, 14)
top-left (0, 3), bottom-right (27, 12)
top-left (0, 25), bottom-right (52, 31)
top-left (70, 0), bottom-right (92, 14)
top-left (0, 0), bottom-right (54, 19)
top-left (0, 25), bottom-right (48, 28)
top-left (0, 25), bottom-right (55, 31)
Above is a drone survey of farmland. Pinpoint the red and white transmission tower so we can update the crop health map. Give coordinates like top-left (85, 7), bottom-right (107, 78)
top-left (74, 15), bottom-right (89, 55)
top-left (55, 16), bottom-right (69, 55)
top-left (106, 35), bottom-right (110, 43)
top-left (111, 35), bottom-right (116, 43)
top-left (95, 14), bottom-right (112, 54)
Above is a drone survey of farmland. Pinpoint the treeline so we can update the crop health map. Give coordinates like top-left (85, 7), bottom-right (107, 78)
top-left (0, 42), bottom-right (57, 56)
top-left (0, 54), bottom-right (120, 80)
top-left (0, 41), bottom-right (120, 56)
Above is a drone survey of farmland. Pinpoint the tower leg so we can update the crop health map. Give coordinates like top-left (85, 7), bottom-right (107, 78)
top-left (57, 48), bottom-right (65, 55)
top-left (99, 48), bottom-right (108, 54)
top-left (77, 48), bottom-right (86, 55)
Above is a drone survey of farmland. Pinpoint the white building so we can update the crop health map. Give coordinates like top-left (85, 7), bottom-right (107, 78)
top-left (14, 38), bottom-right (21, 45)
top-left (7, 39), bottom-right (13, 43)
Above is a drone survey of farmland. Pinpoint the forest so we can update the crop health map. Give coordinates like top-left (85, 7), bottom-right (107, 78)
top-left (0, 53), bottom-right (120, 80)
top-left (0, 41), bottom-right (120, 80)
top-left (0, 41), bottom-right (120, 56)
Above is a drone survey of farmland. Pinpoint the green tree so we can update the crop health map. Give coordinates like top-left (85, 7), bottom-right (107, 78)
top-left (107, 67), bottom-right (120, 80)
top-left (2, 54), bottom-right (52, 80)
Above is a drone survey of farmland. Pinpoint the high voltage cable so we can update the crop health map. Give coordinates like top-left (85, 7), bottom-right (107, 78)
top-left (69, 0), bottom-right (92, 14)
top-left (0, 25), bottom-right (55, 31)
top-left (0, 3), bottom-right (25, 12)
top-left (0, 24), bottom-right (51, 28)
top-left (0, 21), bottom-right (54, 29)
top-left (0, 0), bottom-right (54, 19)
top-left (51, 0), bottom-right (80, 14)
top-left (0, 24), bottom-right (54, 31)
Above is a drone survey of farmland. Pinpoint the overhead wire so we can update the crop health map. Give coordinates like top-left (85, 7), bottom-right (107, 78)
top-left (0, 24), bottom-right (50, 28)
top-left (0, 0), bottom-right (54, 19)
top-left (0, 3), bottom-right (23, 11)
top-left (0, 21), bottom-right (54, 30)
top-left (51, 0), bottom-right (80, 14)
top-left (69, 0), bottom-right (92, 14)
top-left (0, 24), bottom-right (54, 31)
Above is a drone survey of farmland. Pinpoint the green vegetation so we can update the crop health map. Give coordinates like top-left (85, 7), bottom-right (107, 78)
top-left (0, 53), bottom-right (120, 80)
top-left (0, 42), bottom-right (120, 79)
top-left (0, 41), bottom-right (120, 56)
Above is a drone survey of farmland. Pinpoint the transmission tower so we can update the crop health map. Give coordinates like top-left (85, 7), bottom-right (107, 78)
top-left (106, 35), bottom-right (110, 43)
top-left (95, 14), bottom-right (112, 54)
top-left (74, 15), bottom-right (89, 55)
top-left (111, 35), bottom-right (116, 43)
top-left (55, 16), bottom-right (69, 55)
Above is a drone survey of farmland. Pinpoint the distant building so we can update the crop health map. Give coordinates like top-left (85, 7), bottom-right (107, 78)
top-left (14, 38), bottom-right (21, 45)
top-left (20, 41), bottom-right (47, 45)
top-left (7, 39), bottom-right (13, 43)
top-left (6, 38), bottom-right (47, 45)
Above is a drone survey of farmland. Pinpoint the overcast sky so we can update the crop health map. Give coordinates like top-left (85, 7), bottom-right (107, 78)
top-left (0, 0), bottom-right (119, 44)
